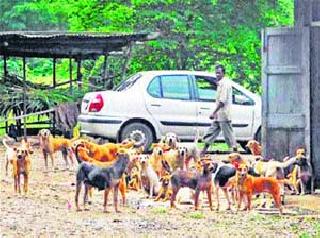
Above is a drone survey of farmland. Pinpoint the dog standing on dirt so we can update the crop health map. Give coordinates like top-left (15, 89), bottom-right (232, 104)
top-left (139, 154), bottom-right (161, 198)
top-left (170, 160), bottom-right (213, 211)
top-left (236, 164), bottom-right (283, 215)
top-left (6, 144), bottom-right (32, 194)
top-left (75, 149), bottom-right (130, 213)
top-left (38, 129), bottom-right (74, 170)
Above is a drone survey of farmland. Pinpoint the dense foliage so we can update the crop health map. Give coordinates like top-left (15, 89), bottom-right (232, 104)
top-left (0, 0), bottom-right (294, 96)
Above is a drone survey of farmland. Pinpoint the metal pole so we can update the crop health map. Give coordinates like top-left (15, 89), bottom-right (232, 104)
top-left (53, 57), bottom-right (56, 88)
top-left (103, 54), bottom-right (109, 88)
top-left (22, 57), bottom-right (27, 139)
top-left (69, 57), bottom-right (73, 91)
top-left (3, 55), bottom-right (7, 79)
top-left (76, 58), bottom-right (82, 88)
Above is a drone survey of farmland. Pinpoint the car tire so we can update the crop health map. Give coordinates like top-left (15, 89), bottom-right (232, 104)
top-left (120, 122), bottom-right (154, 152)
top-left (254, 127), bottom-right (262, 143)
top-left (239, 141), bottom-right (250, 153)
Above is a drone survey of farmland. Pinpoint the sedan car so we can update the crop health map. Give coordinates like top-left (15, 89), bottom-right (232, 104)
top-left (78, 71), bottom-right (261, 150)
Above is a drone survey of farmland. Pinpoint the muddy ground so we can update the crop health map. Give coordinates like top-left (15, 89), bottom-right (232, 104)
top-left (0, 146), bottom-right (320, 238)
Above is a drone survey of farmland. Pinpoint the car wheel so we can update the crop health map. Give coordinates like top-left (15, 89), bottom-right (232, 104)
top-left (120, 122), bottom-right (154, 151)
top-left (254, 127), bottom-right (262, 143)
top-left (239, 141), bottom-right (250, 153)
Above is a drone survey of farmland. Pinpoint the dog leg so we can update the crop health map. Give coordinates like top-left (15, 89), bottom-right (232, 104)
top-left (246, 193), bottom-right (252, 211)
top-left (49, 153), bottom-right (55, 169)
top-left (24, 174), bottom-right (28, 193)
top-left (272, 192), bottom-right (283, 215)
top-left (75, 181), bottom-right (82, 211)
top-left (83, 185), bottom-right (90, 211)
top-left (223, 188), bottom-right (232, 210)
top-left (194, 189), bottom-right (200, 210)
top-left (300, 181), bottom-right (306, 195)
top-left (5, 158), bottom-right (9, 176)
top-left (18, 174), bottom-right (22, 194)
top-left (119, 178), bottom-right (126, 206)
top-left (215, 185), bottom-right (220, 211)
top-left (170, 188), bottom-right (179, 208)
top-left (149, 181), bottom-right (154, 198)
top-left (237, 192), bottom-right (244, 211)
top-left (103, 188), bottom-right (110, 213)
top-left (207, 186), bottom-right (213, 211)
top-left (14, 177), bottom-right (17, 193)
top-left (114, 184), bottom-right (120, 213)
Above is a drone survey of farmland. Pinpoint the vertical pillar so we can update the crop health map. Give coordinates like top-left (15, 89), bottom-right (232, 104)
top-left (69, 57), bottom-right (73, 91)
top-left (53, 58), bottom-right (56, 88)
top-left (76, 58), bottom-right (82, 88)
top-left (103, 54), bottom-right (109, 88)
top-left (22, 57), bottom-right (27, 139)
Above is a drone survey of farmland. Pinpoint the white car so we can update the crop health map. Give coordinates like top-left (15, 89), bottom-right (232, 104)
top-left (78, 71), bottom-right (261, 150)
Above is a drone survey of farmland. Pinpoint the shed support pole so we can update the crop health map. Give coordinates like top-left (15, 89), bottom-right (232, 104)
top-left (22, 57), bottom-right (27, 139)
top-left (53, 58), bottom-right (56, 88)
top-left (3, 55), bottom-right (7, 79)
top-left (69, 57), bottom-right (73, 91)
top-left (103, 54), bottom-right (109, 89)
top-left (76, 58), bottom-right (82, 88)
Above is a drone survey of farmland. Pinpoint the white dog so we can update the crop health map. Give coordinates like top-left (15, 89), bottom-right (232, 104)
top-left (139, 154), bottom-right (161, 198)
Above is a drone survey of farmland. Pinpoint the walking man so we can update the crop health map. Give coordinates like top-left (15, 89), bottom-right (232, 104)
top-left (201, 64), bottom-right (237, 155)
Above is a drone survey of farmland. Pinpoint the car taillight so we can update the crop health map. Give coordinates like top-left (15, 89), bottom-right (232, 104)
top-left (88, 94), bottom-right (104, 112)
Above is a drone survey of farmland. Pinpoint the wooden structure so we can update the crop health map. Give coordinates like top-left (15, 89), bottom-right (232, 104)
top-left (0, 31), bottom-right (153, 136)
top-left (262, 0), bottom-right (320, 188)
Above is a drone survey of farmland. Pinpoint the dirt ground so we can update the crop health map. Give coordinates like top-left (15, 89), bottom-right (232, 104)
top-left (0, 146), bottom-right (320, 238)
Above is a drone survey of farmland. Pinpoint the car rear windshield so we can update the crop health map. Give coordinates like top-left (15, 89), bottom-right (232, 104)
top-left (114, 73), bottom-right (142, 91)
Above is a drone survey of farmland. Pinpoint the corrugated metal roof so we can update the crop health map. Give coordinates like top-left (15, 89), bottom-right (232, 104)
top-left (0, 31), bottom-right (155, 59)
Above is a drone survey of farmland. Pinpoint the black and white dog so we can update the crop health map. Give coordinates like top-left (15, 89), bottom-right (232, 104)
top-left (210, 160), bottom-right (236, 211)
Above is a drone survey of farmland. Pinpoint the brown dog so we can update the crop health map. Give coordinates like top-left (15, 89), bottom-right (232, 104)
top-left (170, 160), bottom-right (213, 211)
top-left (79, 139), bottom-right (135, 162)
top-left (154, 172), bottom-right (172, 201)
top-left (246, 140), bottom-right (262, 156)
top-left (11, 146), bottom-right (31, 193)
top-left (38, 129), bottom-right (74, 170)
top-left (236, 164), bottom-right (283, 215)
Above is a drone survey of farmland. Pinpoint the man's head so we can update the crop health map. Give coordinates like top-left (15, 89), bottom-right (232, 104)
top-left (215, 64), bottom-right (225, 81)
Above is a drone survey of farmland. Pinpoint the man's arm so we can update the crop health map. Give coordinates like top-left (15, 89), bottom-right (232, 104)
top-left (210, 101), bottom-right (224, 119)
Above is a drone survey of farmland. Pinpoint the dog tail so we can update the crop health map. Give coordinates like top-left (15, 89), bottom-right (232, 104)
top-left (275, 156), bottom-right (297, 168)
top-left (2, 138), bottom-right (11, 150)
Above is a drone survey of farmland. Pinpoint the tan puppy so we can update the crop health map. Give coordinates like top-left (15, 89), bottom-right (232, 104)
top-left (11, 146), bottom-right (31, 193)
top-left (154, 173), bottom-right (172, 201)
top-left (128, 166), bottom-right (142, 191)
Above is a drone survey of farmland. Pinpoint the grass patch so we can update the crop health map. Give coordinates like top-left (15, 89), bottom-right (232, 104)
top-left (188, 211), bottom-right (205, 219)
top-left (299, 232), bottom-right (312, 238)
top-left (151, 207), bottom-right (167, 214)
top-left (197, 142), bottom-right (230, 151)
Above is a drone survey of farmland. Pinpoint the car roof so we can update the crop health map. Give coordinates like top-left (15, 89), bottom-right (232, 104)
top-left (139, 70), bottom-right (216, 77)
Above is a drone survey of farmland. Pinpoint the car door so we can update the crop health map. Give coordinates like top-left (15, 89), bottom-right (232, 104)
top-left (194, 75), bottom-right (255, 141)
top-left (193, 75), bottom-right (218, 137)
top-left (230, 86), bottom-right (255, 139)
top-left (145, 74), bottom-right (198, 139)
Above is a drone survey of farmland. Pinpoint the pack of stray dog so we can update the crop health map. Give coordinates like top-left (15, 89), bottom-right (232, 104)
top-left (2, 130), bottom-right (314, 216)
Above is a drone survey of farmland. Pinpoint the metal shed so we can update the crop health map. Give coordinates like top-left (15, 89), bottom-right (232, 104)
top-left (0, 31), bottom-right (154, 137)
top-left (262, 0), bottom-right (320, 188)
